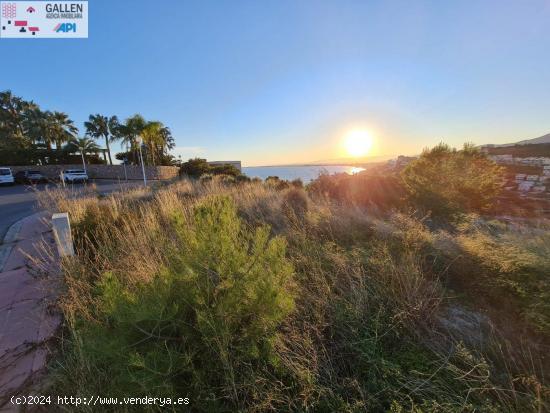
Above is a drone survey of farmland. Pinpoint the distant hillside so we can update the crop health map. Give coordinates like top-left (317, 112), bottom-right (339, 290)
top-left (486, 132), bottom-right (550, 148)
top-left (515, 133), bottom-right (550, 145)
top-left (485, 143), bottom-right (550, 157)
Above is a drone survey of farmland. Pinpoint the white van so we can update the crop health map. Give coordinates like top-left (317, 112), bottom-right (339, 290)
top-left (0, 168), bottom-right (15, 186)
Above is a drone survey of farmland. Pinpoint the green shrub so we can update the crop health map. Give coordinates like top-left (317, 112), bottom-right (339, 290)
top-left (179, 158), bottom-right (243, 179)
top-left (62, 196), bottom-right (294, 410)
top-left (452, 217), bottom-right (550, 333)
top-left (178, 157), bottom-right (211, 178)
top-left (209, 164), bottom-right (241, 177)
top-left (235, 174), bottom-right (251, 183)
top-left (401, 143), bottom-right (504, 219)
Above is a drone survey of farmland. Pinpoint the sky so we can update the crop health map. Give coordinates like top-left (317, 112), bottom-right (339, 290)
top-left (1, 0), bottom-right (550, 166)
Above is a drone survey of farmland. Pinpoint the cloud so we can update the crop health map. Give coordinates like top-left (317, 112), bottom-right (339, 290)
top-left (171, 146), bottom-right (206, 159)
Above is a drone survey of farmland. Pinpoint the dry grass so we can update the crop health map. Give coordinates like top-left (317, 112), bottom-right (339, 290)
top-left (38, 177), bottom-right (549, 412)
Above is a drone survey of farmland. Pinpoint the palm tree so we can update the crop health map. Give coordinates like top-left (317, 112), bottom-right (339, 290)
top-left (1, 91), bottom-right (78, 150)
top-left (84, 114), bottom-right (119, 165)
top-left (65, 136), bottom-right (100, 170)
top-left (24, 110), bottom-right (77, 149)
top-left (65, 136), bottom-right (99, 152)
top-left (22, 108), bottom-right (52, 149)
top-left (117, 114), bottom-right (147, 164)
top-left (111, 115), bottom-right (174, 166)
top-left (50, 111), bottom-right (78, 148)
top-left (20, 101), bottom-right (40, 145)
top-left (141, 121), bottom-right (164, 165)
top-left (141, 121), bottom-right (175, 165)
top-left (0, 90), bottom-right (33, 148)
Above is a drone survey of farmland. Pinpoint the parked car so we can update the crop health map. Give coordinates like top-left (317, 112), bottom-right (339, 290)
top-left (0, 167), bottom-right (15, 186)
top-left (61, 169), bottom-right (89, 183)
top-left (14, 170), bottom-right (47, 184)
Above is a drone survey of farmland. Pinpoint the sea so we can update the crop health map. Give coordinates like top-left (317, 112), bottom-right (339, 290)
top-left (242, 165), bottom-right (365, 183)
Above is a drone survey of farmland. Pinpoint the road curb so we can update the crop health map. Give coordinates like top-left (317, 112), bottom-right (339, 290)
top-left (0, 244), bottom-right (13, 273)
top-left (0, 212), bottom-right (44, 272)
top-left (2, 218), bottom-right (23, 244)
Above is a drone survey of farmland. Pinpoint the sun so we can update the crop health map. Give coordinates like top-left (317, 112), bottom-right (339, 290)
top-left (344, 130), bottom-right (373, 158)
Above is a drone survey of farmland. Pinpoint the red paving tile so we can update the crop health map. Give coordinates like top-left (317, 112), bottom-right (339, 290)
top-left (0, 214), bottom-right (61, 408)
top-left (2, 314), bottom-right (41, 351)
top-left (0, 269), bottom-right (30, 312)
top-left (15, 215), bottom-right (49, 241)
top-left (2, 239), bottom-right (46, 273)
top-left (0, 351), bottom-right (34, 393)
top-left (37, 311), bottom-right (61, 343)
top-left (13, 282), bottom-right (50, 304)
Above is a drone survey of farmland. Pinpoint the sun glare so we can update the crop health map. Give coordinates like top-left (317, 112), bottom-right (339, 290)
top-left (344, 130), bottom-right (373, 158)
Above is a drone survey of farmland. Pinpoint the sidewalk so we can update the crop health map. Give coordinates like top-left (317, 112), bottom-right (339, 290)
top-left (0, 213), bottom-right (61, 411)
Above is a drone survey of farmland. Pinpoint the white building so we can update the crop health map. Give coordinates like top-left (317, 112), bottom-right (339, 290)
top-left (518, 181), bottom-right (535, 192)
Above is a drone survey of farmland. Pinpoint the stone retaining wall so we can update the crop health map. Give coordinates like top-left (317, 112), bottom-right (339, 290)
top-left (5, 164), bottom-right (179, 180)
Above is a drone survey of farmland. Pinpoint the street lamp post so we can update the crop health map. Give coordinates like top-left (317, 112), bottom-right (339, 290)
top-left (137, 137), bottom-right (147, 186)
top-left (122, 157), bottom-right (128, 182)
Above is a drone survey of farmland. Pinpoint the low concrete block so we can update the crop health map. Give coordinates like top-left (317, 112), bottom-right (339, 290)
top-left (51, 213), bottom-right (74, 257)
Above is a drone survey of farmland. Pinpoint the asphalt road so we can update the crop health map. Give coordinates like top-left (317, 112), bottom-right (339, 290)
top-left (0, 180), bottom-right (142, 240)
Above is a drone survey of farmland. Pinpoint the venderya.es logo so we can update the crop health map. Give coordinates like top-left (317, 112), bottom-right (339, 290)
top-left (0, 1), bottom-right (88, 38)
top-left (54, 22), bottom-right (76, 33)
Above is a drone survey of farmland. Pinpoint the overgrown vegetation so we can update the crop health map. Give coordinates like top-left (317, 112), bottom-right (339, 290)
top-left (179, 158), bottom-right (244, 179)
top-left (401, 143), bottom-right (504, 219)
top-left (452, 217), bottom-right (550, 333)
top-left (39, 145), bottom-right (549, 411)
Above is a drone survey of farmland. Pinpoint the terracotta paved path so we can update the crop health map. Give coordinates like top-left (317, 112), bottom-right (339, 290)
top-left (0, 213), bottom-right (61, 411)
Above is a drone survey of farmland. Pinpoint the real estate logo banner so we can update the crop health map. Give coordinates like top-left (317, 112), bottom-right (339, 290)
top-left (0, 1), bottom-right (88, 38)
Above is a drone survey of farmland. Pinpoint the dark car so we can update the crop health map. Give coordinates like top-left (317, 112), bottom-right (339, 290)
top-left (14, 170), bottom-right (47, 184)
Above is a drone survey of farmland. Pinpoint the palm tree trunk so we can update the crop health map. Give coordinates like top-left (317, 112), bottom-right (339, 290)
top-left (151, 144), bottom-right (156, 166)
top-left (104, 134), bottom-right (113, 165)
top-left (134, 138), bottom-right (141, 166)
top-left (80, 152), bottom-right (87, 174)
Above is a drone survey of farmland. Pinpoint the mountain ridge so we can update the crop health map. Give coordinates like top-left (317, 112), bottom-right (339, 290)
top-left (485, 133), bottom-right (550, 148)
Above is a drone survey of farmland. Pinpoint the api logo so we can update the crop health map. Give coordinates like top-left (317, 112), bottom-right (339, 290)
top-left (53, 23), bottom-right (76, 33)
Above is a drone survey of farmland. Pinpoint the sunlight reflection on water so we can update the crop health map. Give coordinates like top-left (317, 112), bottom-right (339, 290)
top-left (243, 165), bottom-right (366, 183)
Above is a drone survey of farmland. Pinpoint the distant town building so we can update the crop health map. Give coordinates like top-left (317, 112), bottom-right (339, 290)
top-left (487, 152), bottom-right (550, 168)
top-left (488, 154), bottom-right (514, 164)
top-left (388, 155), bottom-right (418, 169)
top-left (513, 172), bottom-right (547, 195)
top-left (518, 181), bottom-right (535, 192)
